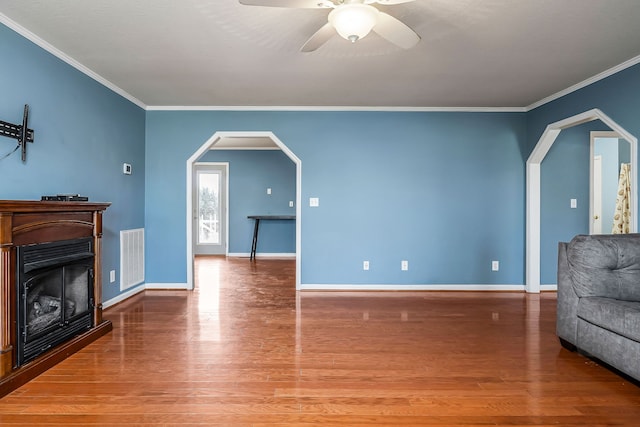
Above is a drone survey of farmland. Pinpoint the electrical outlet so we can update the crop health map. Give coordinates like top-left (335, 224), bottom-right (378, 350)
top-left (309, 197), bottom-right (319, 207)
top-left (492, 261), bottom-right (499, 271)
top-left (363, 261), bottom-right (370, 271)
top-left (401, 260), bottom-right (409, 271)
top-left (267, 188), bottom-right (272, 195)
top-left (110, 270), bottom-right (116, 283)
top-left (570, 198), bottom-right (577, 209)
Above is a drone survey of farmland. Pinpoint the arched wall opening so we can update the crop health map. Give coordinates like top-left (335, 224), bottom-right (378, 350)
top-left (526, 108), bottom-right (637, 293)
top-left (186, 131), bottom-right (302, 290)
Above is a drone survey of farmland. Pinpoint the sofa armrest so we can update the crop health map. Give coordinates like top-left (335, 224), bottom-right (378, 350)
top-left (557, 241), bottom-right (579, 346)
top-left (566, 234), bottom-right (640, 301)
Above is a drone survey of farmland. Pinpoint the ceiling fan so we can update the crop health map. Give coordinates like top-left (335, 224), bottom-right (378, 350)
top-left (238, 0), bottom-right (420, 52)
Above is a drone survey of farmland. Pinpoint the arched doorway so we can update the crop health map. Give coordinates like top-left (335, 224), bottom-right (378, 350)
top-left (526, 109), bottom-right (637, 292)
top-left (186, 131), bottom-right (302, 290)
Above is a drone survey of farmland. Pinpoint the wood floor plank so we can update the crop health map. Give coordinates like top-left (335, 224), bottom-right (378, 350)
top-left (1, 256), bottom-right (640, 425)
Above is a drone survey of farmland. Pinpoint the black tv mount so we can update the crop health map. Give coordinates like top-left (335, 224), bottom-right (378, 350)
top-left (0, 104), bottom-right (34, 162)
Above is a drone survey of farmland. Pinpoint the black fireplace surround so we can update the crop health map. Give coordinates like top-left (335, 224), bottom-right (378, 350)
top-left (16, 237), bottom-right (95, 366)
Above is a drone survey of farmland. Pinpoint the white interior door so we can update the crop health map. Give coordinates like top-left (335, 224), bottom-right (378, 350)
top-left (193, 163), bottom-right (227, 255)
top-left (593, 155), bottom-right (602, 234)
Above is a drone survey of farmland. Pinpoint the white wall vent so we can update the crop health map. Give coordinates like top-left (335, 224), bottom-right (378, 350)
top-left (120, 228), bottom-right (144, 291)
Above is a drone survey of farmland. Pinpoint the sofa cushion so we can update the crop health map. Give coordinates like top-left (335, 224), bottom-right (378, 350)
top-left (578, 297), bottom-right (640, 342)
top-left (567, 234), bottom-right (640, 301)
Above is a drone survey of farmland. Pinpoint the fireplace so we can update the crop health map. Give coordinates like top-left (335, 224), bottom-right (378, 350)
top-left (0, 200), bottom-right (112, 398)
top-left (16, 238), bottom-right (95, 366)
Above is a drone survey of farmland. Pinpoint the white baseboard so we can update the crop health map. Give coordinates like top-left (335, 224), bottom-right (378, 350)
top-left (228, 252), bottom-right (296, 258)
top-left (144, 282), bottom-right (190, 290)
top-left (103, 284), bottom-right (145, 309)
top-left (103, 282), bottom-right (189, 308)
top-left (103, 281), bottom-right (552, 308)
top-left (299, 284), bottom-right (527, 291)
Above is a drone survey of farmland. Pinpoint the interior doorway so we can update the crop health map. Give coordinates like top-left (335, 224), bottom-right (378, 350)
top-left (590, 131), bottom-right (631, 235)
top-left (186, 131), bottom-right (302, 291)
top-left (526, 109), bottom-right (637, 293)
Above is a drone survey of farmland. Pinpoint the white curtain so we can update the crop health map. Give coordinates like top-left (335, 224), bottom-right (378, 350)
top-left (612, 163), bottom-right (631, 234)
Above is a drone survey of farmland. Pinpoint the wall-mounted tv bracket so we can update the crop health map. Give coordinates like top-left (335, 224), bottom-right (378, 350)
top-left (0, 104), bottom-right (34, 162)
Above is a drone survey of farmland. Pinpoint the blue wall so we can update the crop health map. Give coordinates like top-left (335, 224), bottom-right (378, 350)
top-left (0, 24), bottom-right (146, 302)
top-left (620, 139), bottom-right (631, 165)
top-left (145, 111), bottom-right (527, 286)
top-left (199, 150), bottom-right (296, 254)
top-left (540, 125), bottom-right (593, 283)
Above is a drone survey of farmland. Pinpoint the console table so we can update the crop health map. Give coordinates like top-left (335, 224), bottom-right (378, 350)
top-left (247, 215), bottom-right (295, 260)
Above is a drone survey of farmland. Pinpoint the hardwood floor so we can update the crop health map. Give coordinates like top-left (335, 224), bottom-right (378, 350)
top-left (1, 256), bottom-right (640, 426)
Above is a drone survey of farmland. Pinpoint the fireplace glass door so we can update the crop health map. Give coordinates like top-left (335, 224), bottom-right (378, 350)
top-left (17, 238), bottom-right (95, 366)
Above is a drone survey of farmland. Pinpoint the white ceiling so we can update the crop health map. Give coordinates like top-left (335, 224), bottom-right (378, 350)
top-left (1, 0), bottom-right (640, 109)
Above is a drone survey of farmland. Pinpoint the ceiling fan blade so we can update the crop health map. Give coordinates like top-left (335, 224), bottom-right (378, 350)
top-left (373, 12), bottom-right (420, 49)
top-left (239, 0), bottom-right (329, 8)
top-left (301, 22), bottom-right (336, 52)
top-left (373, 0), bottom-right (416, 4)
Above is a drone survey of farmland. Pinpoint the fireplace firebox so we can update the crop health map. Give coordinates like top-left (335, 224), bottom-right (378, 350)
top-left (0, 200), bottom-right (112, 398)
top-left (16, 238), bottom-right (95, 366)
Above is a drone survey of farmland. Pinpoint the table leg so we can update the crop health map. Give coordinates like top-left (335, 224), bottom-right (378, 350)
top-left (250, 218), bottom-right (260, 261)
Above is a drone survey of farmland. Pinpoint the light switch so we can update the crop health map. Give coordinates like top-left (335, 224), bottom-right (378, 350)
top-left (570, 198), bottom-right (577, 209)
top-left (267, 188), bottom-right (272, 195)
top-left (309, 197), bottom-right (319, 207)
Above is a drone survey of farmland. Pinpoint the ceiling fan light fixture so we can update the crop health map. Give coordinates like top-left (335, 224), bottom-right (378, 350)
top-left (328, 3), bottom-right (379, 43)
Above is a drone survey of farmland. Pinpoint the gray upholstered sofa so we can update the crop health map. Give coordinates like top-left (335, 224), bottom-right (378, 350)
top-left (557, 233), bottom-right (640, 382)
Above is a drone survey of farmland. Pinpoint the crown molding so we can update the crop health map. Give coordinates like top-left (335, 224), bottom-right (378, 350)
top-left (2, 13), bottom-right (638, 114)
top-left (146, 105), bottom-right (527, 112)
top-left (526, 54), bottom-right (640, 112)
top-left (0, 13), bottom-right (147, 110)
